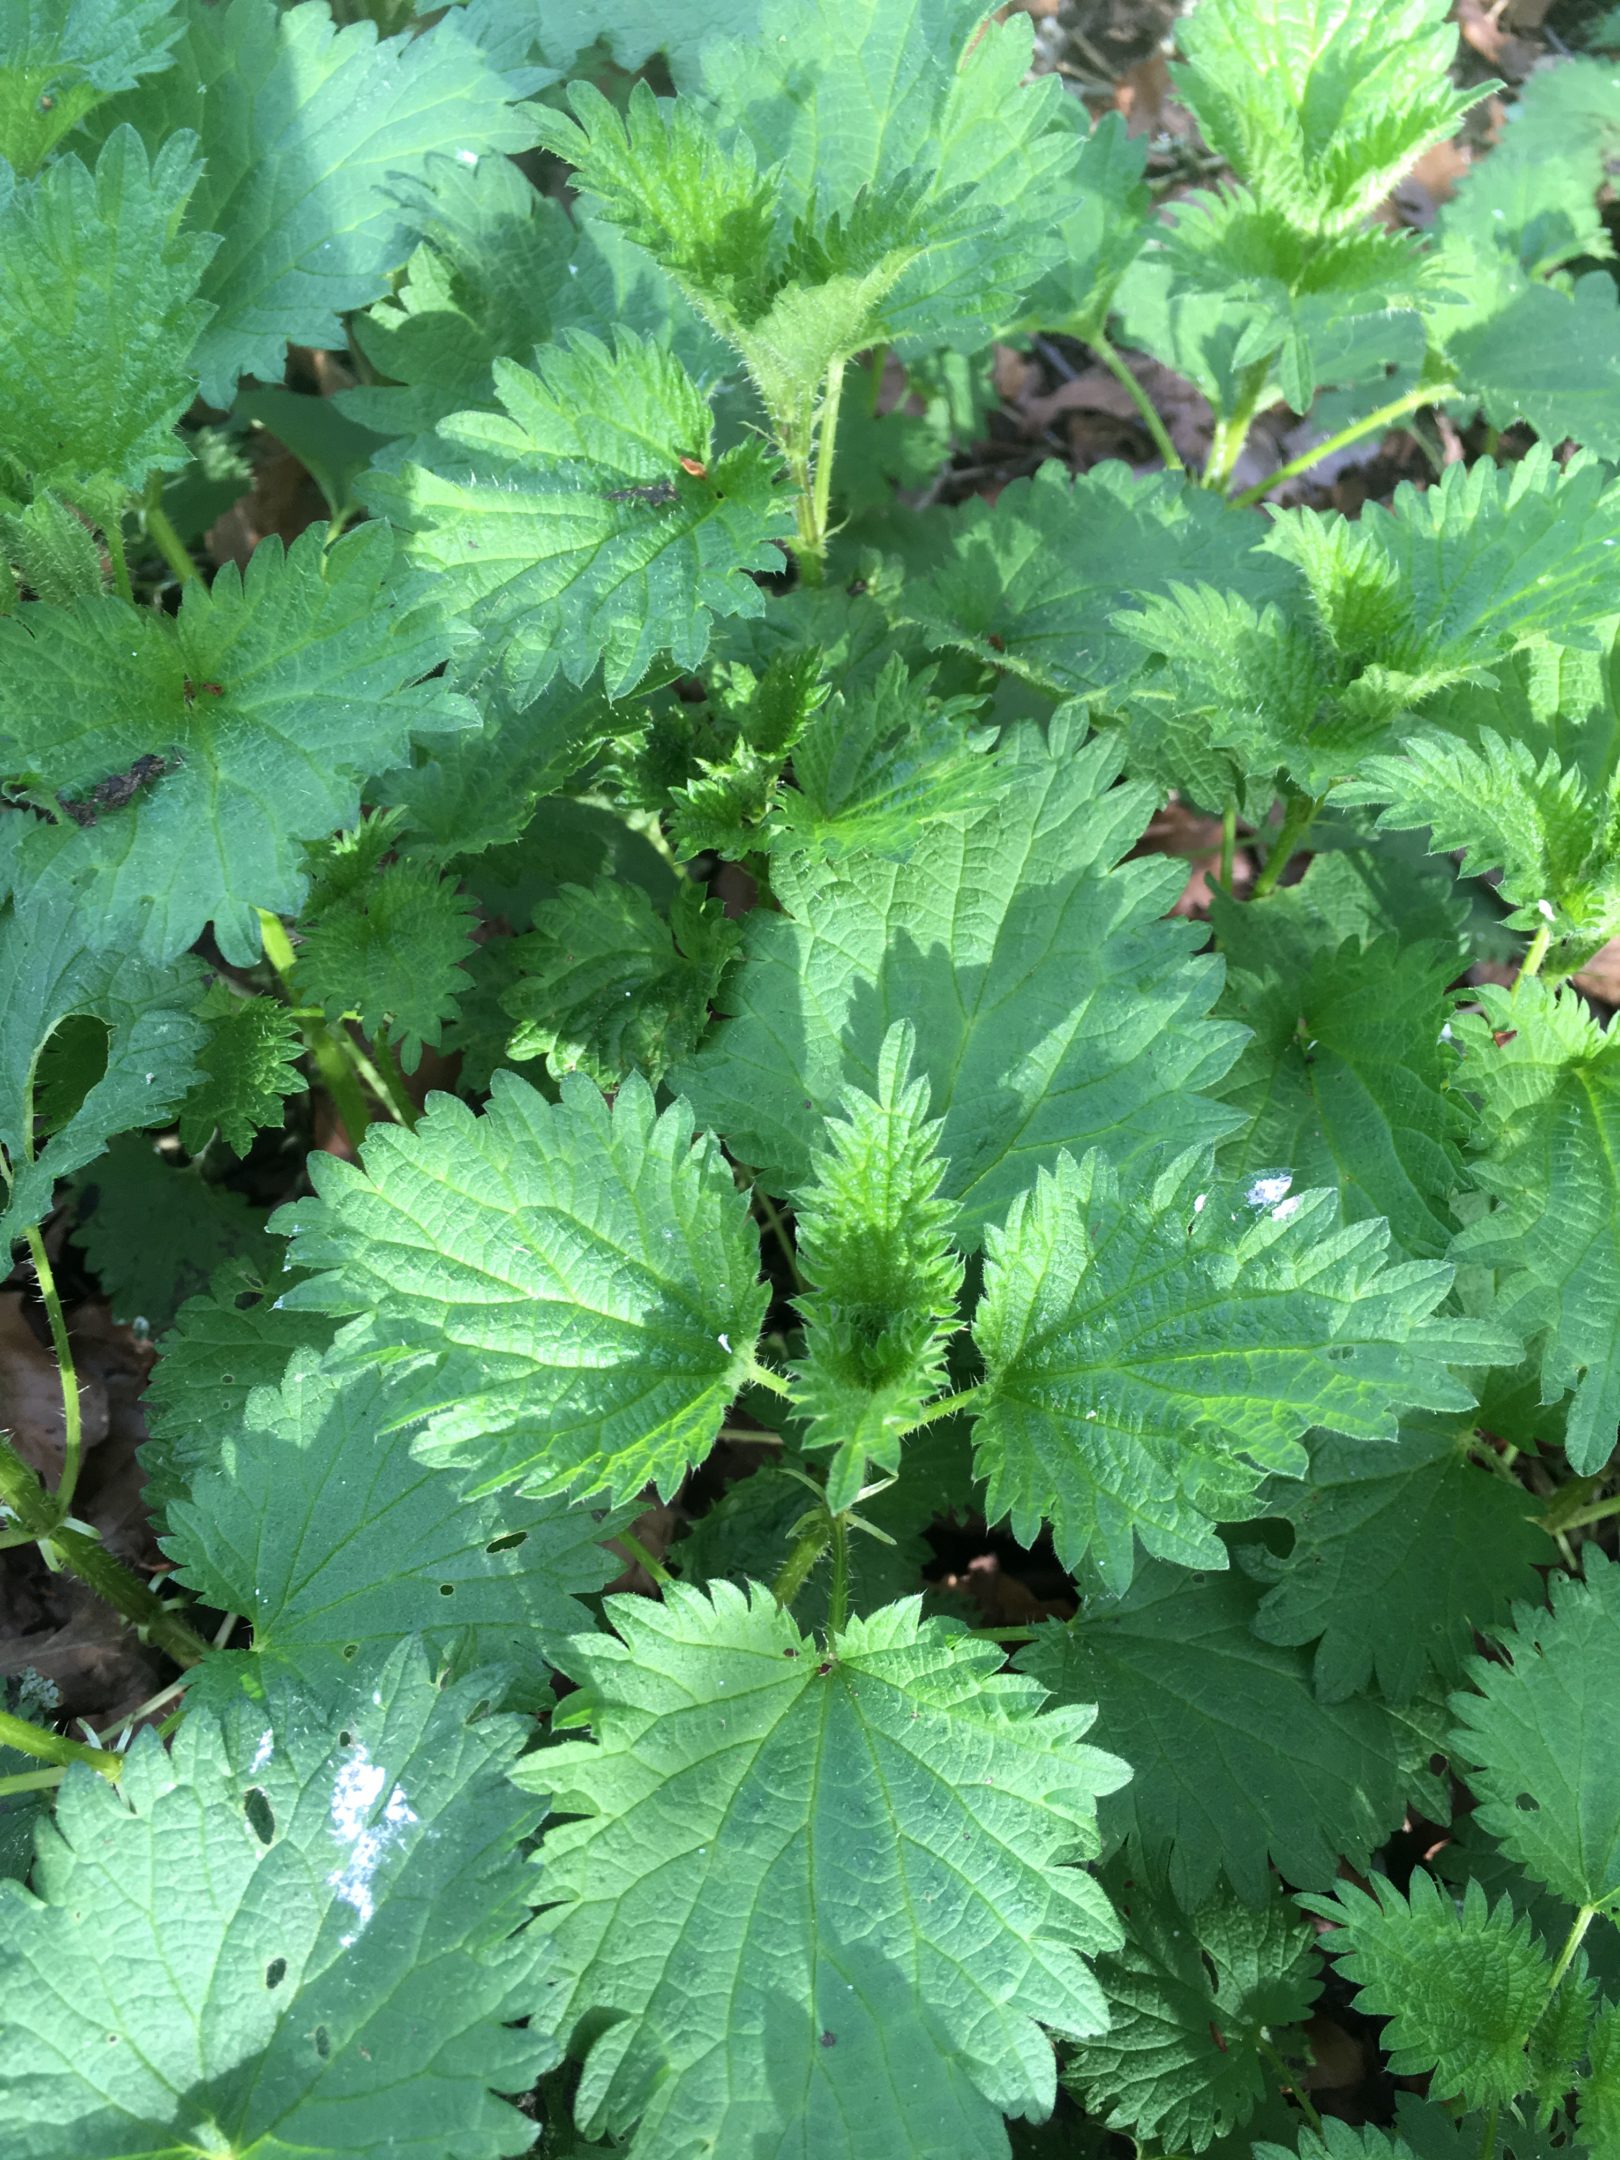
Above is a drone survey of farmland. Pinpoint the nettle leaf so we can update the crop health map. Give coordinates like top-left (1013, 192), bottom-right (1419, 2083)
top-left (1452, 1548), bottom-right (1620, 1913)
top-left (343, 155), bottom-right (718, 472)
top-left (1252, 1422), bottom-right (1546, 1702)
top-left (524, 1581), bottom-right (1128, 2160)
top-left (0, 1645), bottom-right (551, 2160)
top-left (276, 1071), bottom-right (766, 1504)
top-left (0, 906), bottom-right (203, 1251)
top-left (177, 983), bottom-right (304, 1157)
top-left (970, 1147), bottom-right (1501, 1594)
top-left (1, 490), bottom-right (106, 607)
top-left (519, 0), bottom-right (752, 89)
top-left (675, 717), bottom-right (1245, 1246)
top-left (903, 461), bottom-right (1282, 700)
top-left (166, 1353), bottom-right (625, 1708)
top-left (141, 1270), bottom-right (334, 1522)
top-left (1434, 257), bottom-right (1620, 460)
top-left (1, 522), bottom-right (474, 966)
top-left (0, 127), bottom-right (213, 503)
top-left (67, 1133), bottom-right (271, 1331)
top-left (294, 856), bottom-right (477, 1074)
top-left (1302, 1875), bottom-right (1561, 2112)
top-left (1210, 892), bottom-right (1468, 1261)
top-left (1063, 1865), bottom-right (1321, 2154)
top-left (791, 1022), bottom-right (963, 1511)
top-left (1020, 1561), bottom-right (1407, 1904)
top-left (503, 875), bottom-right (738, 1088)
top-left (100, 0), bottom-right (538, 406)
top-left (1019, 110), bottom-right (1153, 343)
top-left (0, 0), bottom-right (183, 171)
top-left (1341, 731), bottom-right (1620, 960)
top-left (1451, 982), bottom-right (1620, 1476)
top-left (767, 655), bottom-right (1002, 861)
top-left (369, 334), bottom-right (789, 705)
top-left (1173, 0), bottom-right (1477, 236)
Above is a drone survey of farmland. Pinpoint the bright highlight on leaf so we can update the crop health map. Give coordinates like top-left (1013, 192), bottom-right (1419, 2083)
top-left (524, 1581), bottom-right (1128, 2160)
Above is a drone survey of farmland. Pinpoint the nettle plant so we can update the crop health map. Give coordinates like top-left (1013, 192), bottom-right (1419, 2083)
top-left (7, 0), bottom-right (1620, 2152)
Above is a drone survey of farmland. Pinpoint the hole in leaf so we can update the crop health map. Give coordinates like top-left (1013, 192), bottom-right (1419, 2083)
top-left (243, 1788), bottom-right (275, 1846)
top-left (313, 2025), bottom-right (331, 2060)
top-left (438, 1583), bottom-right (455, 1597)
top-left (338, 1730), bottom-right (353, 1748)
top-left (341, 1643), bottom-right (358, 1660)
top-left (1516, 1792), bottom-right (1539, 1811)
top-left (265, 1958), bottom-right (286, 1991)
top-left (485, 1531), bottom-right (527, 1554)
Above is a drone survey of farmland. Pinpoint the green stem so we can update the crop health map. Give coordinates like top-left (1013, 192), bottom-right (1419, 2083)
top-left (616, 1528), bottom-right (673, 1587)
top-left (352, 1029), bottom-right (418, 1130)
top-left (897, 1382), bottom-right (987, 1438)
top-left (256, 909), bottom-right (372, 1149)
top-left (772, 1515), bottom-right (831, 1610)
top-left (0, 1433), bottom-right (210, 1668)
top-left (826, 1511), bottom-right (850, 1639)
top-left (142, 482), bottom-right (199, 585)
top-left (1203, 360), bottom-right (1272, 494)
top-left (24, 1226), bottom-right (83, 1517)
top-left (0, 1707), bottom-right (121, 1779)
top-left (103, 517), bottom-right (133, 605)
top-left (1230, 383), bottom-right (1455, 509)
top-left (1541, 1903), bottom-right (1597, 2010)
top-left (0, 1766), bottom-right (70, 1797)
top-left (1257, 2036), bottom-right (1322, 2136)
top-left (808, 358), bottom-right (845, 566)
top-left (1219, 800), bottom-right (1237, 889)
top-left (1249, 793), bottom-right (1319, 899)
top-left (1550, 1489), bottom-right (1620, 1532)
top-left (1477, 2104), bottom-right (1498, 2160)
top-left (1516, 920), bottom-right (1553, 989)
top-left (746, 1359), bottom-right (794, 1402)
top-left (1092, 333), bottom-right (1182, 471)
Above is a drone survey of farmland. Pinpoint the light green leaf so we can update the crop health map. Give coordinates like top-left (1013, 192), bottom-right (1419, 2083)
top-left (0, 0), bottom-right (183, 170)
top-left (369, 333), bottom-right (788, 704)
top-left (767, 655), bottom-right (1002, 861)
top-left (0, 1645), bottom-right (552, 2159)
top-left (1452, 1547), bottom-right (1620, 1912)
top-left (1301, 1874), bottom-right (1561, 2112)
top-left (525, 1580), bottom-right (1128, 2159)
top-left (1064, 1865), bottom-right (1320, 2153)
top-left (1, 492), bottom-right (106, 607)
top-left (971, 1147), bottom-right (1502, 1594)
top-left (513, 0), bottom-right (751, 89)
top-left (100, 0), bottom-right (538, 405)
top-left (902, 461), bottom-right (1284, 699)
top-left (1451, 981), bottom-right (1620, 1476)
top-left (502, 875), bottom-right (739, 1087)
top-left (1019, 1561), bottom-right (1407, 1904)
top-left (675, 716), bottom-right (1245, 1246)
top-left (0, 907), bottom-right (203, 1252)
top-left (1018, 111), bottom-right (1153, 343)
top-left (1445, 271), bottom-right (1620, 461)
top-left (0, 127), bottom-right (213, 502)
top-left (791, 1021), bottom-right (962, 1511)
top-left (1, 522), bottom-right (474, 966)
top-left (166, 1352), bottom-right (625, 1707)
top-left (1174, 0), bottom-right (1478, 236)
top-left (276, 1070), bottom-right (767, 1504)
top-left (177, 984), bottom-right (303, 1157)
top-left (1251, 1421), bottom-right (1546, 1700)
top-left (294, 855), bottom-right (477, 1074)
top-left (67, 1133), bottom-right (271, 1331)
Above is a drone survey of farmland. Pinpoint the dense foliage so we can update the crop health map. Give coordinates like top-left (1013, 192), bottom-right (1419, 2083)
top-left (3, 0), bottom-right (1620, 2153)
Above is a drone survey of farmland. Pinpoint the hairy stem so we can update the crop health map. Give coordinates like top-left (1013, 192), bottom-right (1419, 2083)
top-left (1249, 793), bottom-right (1319, 899)
top-left (24, 1226), bottom-right (83, 1517)
top-left (1203, 360), bottom-right (1272, 493)
top-left (1219, 800), bottom-right (1237, 889)
top-left (103, 516), bottom-right (133, 605)
top-left (1092, 334), bottom-right (1182, 471)
top-left (826, 1511), bottom-right (851, 1639)
top-left (1541, 1903), bottom-right (1597, 2010)
top-left (257, 908), bottom-right (373, 1149)
top-left (1516, 920), bottom-right (1553, 989)
top-left (0, 1432), bottom-right (210, 1668)
top-left (1229, 383), bottom-right (1454, 510)
top-left (897, 1383), bottom-right (986, 1438)
top-left (772, 1515), bottom-right (831, 1610)
top-left (615, 1527), bottom-right (673, 1588)
top-left (746, 1359), bottom-right (794, 1402)
top-left (0, 1707), bottom-right (122, 1780)
top-left (809, 358), bottom-right (846, 565)
top-left (1257, 2036), bottom-right (1323, 2136)
top-left (142, 483), bottom-right (199, 585)
top-left (752, 1184), bottom-right (804, 1292)
top-left (352, 1029), bottom-right (419, 1130)
top-left (1550, 1488), bottom-right (1620, 1532)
